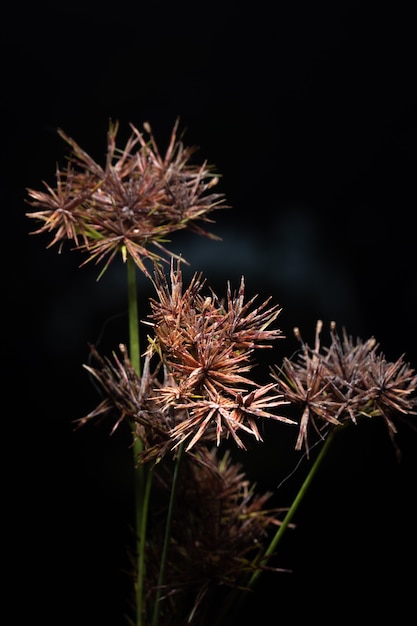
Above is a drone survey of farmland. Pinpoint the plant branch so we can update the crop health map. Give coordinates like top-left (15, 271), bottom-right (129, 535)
top-left (126, 256), bottom-right (148, 626)
top-left (217, 429), bottom-right (336, 625)
top-left (250, 428), bottom-right (335, 586)
top-left (136, 464), bottom-right (154, 626)
top-left (152, 442), bottom-right (186, 626)
top-left (127, 256), bottom-right (141, 376)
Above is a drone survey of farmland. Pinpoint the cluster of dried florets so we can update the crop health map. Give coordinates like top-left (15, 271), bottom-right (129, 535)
top-left (82, 260), bottom-right (295, 462)
top-left (26, 119), bottom-right (227, 276)
top-left (79, 259), bottom-right (295, 623)
top-left (271, 320), bottom-right (417, 456)
top-left (81, 340), bottom-right (290, 623)
top-left (146, 261), bottom-right (295, 451)
top-left (26, 119), bottom-right (417, 626)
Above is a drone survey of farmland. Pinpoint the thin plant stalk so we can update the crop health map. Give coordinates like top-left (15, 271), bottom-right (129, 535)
top-left (126, 256), bottom-right (148, 626)
top-left (152, 442), bottom-right (186, 626)
top-left (215, 429), bottom-right (335, 625)
top-left (127, 256), bottom-right (141, 377)
top-left (250, 429), bottom-right (335, 583)
top-left (137, 466), bottom-right (154, 626)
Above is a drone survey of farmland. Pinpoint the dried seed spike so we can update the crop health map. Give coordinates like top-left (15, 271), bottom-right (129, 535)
top-left (313, 320), bottom-right (323, 353)
top-left (293, 326), bottom-right (303, 343)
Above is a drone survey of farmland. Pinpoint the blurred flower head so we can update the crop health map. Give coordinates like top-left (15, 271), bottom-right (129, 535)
top-left (26, 119), bottom-right (227, 277)
top-left (79, 344), bottom-right (178, 464)
top-left (144, 446), bottom-right (289, 624)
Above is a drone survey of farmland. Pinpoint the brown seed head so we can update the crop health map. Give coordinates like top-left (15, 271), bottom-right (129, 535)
top-left (271, 320), bottom-right (417, 456)
top-left (26, 119), bottom-right (228, 277)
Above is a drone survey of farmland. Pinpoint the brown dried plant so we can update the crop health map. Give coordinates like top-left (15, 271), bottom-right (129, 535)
top-left (82, 260), bottom-right (295, 463)
top-left (26, 119), bottom-right (417, 626)
top-left (271, 320), bottom-right (417, 456)
top-left (78, 259), bottom-right (296, 624)
top-left (26, 119), bottom-right (227, 277)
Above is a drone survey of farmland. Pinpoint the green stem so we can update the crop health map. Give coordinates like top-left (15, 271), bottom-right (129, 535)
top-left (127, 257), bottom-right (141, 376)
top-left (248, 429), bottom-right (335, 588)
top-left (126, 257), bottom-right (148, 626)
top-left (218, 430), bottom-right (335, 625)
top-left (152, 442), bottom-right (186, 626)
top-left (137, 465), bottom-right (154, 626)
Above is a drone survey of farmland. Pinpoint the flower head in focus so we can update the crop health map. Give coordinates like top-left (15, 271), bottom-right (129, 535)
top-left (145, 260), bottom-right (295, 452)
top-left (26, 119), bottom-right (227, 277)
top-left (76, 255), bottom-right (296, 462)
top-left (271, 320), bottom-right (417, 457)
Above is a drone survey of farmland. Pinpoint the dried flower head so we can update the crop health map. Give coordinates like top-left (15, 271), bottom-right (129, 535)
top-left (271, 320), bottom-right (417, 456)
top-left (79, 344), bottom-right (185, 464)
top-left (26, 119), bottom-right (227, 277)
top-left (146, 260), bottom-right (295, 451)
top-left (79, 260), bottom-right (295, 460)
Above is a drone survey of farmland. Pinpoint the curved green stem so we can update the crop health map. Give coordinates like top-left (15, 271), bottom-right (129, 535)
top-left (248, 429), bottom-right (335, 589)
top-left (152, 443), bottom-right (186, 626)
top-left (217, 430), bottom-right (335, 625)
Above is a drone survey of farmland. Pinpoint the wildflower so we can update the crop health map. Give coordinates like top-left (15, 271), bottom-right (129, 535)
top-left (26, 119), bottom-right (227, 277)
top-left (271, 320), bottom-right (417, 456)
top-left (79, 261), bottom-right (294, 460)
top-left (24, 163), bottom-right (98, 251)
top-left (144, 260), bottom-right (294, 451)
top-left (79, 344), bottom-right (181, 464)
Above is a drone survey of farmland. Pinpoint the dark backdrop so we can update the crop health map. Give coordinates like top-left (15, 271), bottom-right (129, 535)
top-left (4, 3), bottom-right (417, 625)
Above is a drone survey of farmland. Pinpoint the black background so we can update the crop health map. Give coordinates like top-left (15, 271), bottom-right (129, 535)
top-left (4, 2), bottom-right (417, 624)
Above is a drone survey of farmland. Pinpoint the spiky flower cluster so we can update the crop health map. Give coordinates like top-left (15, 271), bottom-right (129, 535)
top-left (146, 261), bottom-right (295, 452)
top-left (26, 117), bottom-right (417, 626)
top-left (271, 320), bottom-right (417, 455)
top-left (82, 261), bottom-right (295, 462)
top-left (26, 120), bottom-right (227, 276)
top-left (80, 261), bottom-right (296, 624)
